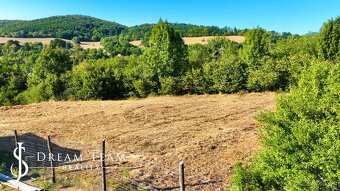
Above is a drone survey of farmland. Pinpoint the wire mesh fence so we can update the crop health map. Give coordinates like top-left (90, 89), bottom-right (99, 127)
top-left (1, 130), bottom-right (222, 191)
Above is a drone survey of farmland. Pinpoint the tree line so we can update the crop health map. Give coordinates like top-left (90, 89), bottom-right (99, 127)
top-left (0, 18), bottom-right (332, 105)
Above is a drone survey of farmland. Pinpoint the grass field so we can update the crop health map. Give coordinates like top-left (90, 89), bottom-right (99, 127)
top-left (0, 35), bottom-right (245, 50)
top-left (0, 93), bottom-right (274, 190)
top-left (130, 35), bottom-right (245, 47)
top-left (0, 37), bottom-right (102, 49)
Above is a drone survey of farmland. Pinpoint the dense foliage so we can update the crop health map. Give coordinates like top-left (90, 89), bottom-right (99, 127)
top-left (141, 19), bottom-right (188, 95)
top-left (230, 61), bottom-right (340, 190)
top-left (229, 17), bottom-right (340, 190)
top-left (0, 15), bottom-right (126, 41)
top-left (0, 19), bottom-right (319, 105)
top-left (318, 17), bottom-right (340, 62)
top-left (100, 36), bottom-right (141, 56)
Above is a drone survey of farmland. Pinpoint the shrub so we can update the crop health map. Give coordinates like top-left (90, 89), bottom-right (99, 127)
top-left (230, 61), bottom-right (340, 190)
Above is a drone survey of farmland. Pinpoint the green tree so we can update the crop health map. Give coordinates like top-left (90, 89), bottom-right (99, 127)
top-left (100, 36), bottom-right (141, 56)
top-left (142, 19), bottom-right (188, 95)
top-left (21, 45), bottom-right (72, 103)
top-left (65, 57), bottom-right (127, 100)
top-left (2, 40), bottom-right (21, 57)
top-left (318, 17), bottom-right (340, 61)
top-left (241, 28), bottom-right (270, 67)
top-left (183, 44), bottom-right (211, 94)
top-left (50, 39), bottom-right (67, 48)
top-left (203, 38), bottom-right (247, 93)
top-left (242, 28), bottom-right (278, 91)
top-left (270, 35), bottom-right (318, 89)
top-left (0, 59), bottom-right (27, 105)
top-left (188, 44), bottom-right (211, 67)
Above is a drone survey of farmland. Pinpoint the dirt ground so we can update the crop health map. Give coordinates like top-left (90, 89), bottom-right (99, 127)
top-left (0, 93), bottom-right (275, 190)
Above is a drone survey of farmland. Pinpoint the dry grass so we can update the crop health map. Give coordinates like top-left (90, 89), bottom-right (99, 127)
top-left (78, 41), bottom-right (102, 49)
top-left (130, 36), bottom-right (245, 47)
top-left (0, 35), bottom-right (245, 51)
top-left (129, 40), bottom-right (142, 47)
top-left (183, 36), bottom-right (245, 44)
top-left (0, 37), bottom-right (103, 49)
top-left (0, 37), bottom-right (60, 45)
top-left (0, 93), bottom-right (274, 190)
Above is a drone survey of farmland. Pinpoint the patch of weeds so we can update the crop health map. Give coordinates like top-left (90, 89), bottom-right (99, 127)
top-left (59, 177), bottom-right (72, 188)
top-left (40, 181), bottom-right (55, 191)
top-left (121, 169), bottom-right (131, 178)
top-left (0, 163), bottom-right (5, 173)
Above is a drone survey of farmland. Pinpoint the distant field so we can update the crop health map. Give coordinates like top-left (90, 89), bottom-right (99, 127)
top-left (0, 37), bottom-right (58, 45)
top-left (1, 36), bottom-right (245, 50)
top-left (0, 37), bottom-right (102, 49)
top-left (130, 35), bottom-right (245, 47)
top-left (184, 35), bottom-right (245, 44)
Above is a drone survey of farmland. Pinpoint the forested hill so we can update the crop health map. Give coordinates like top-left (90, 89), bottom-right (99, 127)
top-left (0, 15), bottom-right (247, 42)
top-left (0, 15), bottom-right (126, 41)
top-left (0, 20), bottom-right (25, 24)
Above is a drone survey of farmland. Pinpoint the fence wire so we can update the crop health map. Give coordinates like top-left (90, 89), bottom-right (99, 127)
top-left (2, 132), bottom-right (221, 190)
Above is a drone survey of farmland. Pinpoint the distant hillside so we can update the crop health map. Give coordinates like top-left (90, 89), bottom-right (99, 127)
top-left (0, 15), bottom-right (246, 42)
top-left (0, 20), bottom-right (25, 24)
top-left (0, 15), bottom-right (126, 41)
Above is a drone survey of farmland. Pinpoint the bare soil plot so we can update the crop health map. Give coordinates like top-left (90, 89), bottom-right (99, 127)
top-left (0, 93), bottom-right (275, 190)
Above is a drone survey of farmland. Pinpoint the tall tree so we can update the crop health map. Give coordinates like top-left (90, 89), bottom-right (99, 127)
top-left (318, 17), bottom-right (340, 61)
top-left (241, 28), bottom-right (270, 67)
top-left (142, 19), bottom-right (188, 94)
top-left (23, 45), bottom-right (72, 102)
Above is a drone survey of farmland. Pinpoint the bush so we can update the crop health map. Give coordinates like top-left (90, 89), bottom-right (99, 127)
top-left (230, 61), bottom-right (340, 190)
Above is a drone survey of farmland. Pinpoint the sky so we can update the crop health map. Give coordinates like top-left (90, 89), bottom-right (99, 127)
top-left (0, 0), bottom-right (340, 35)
